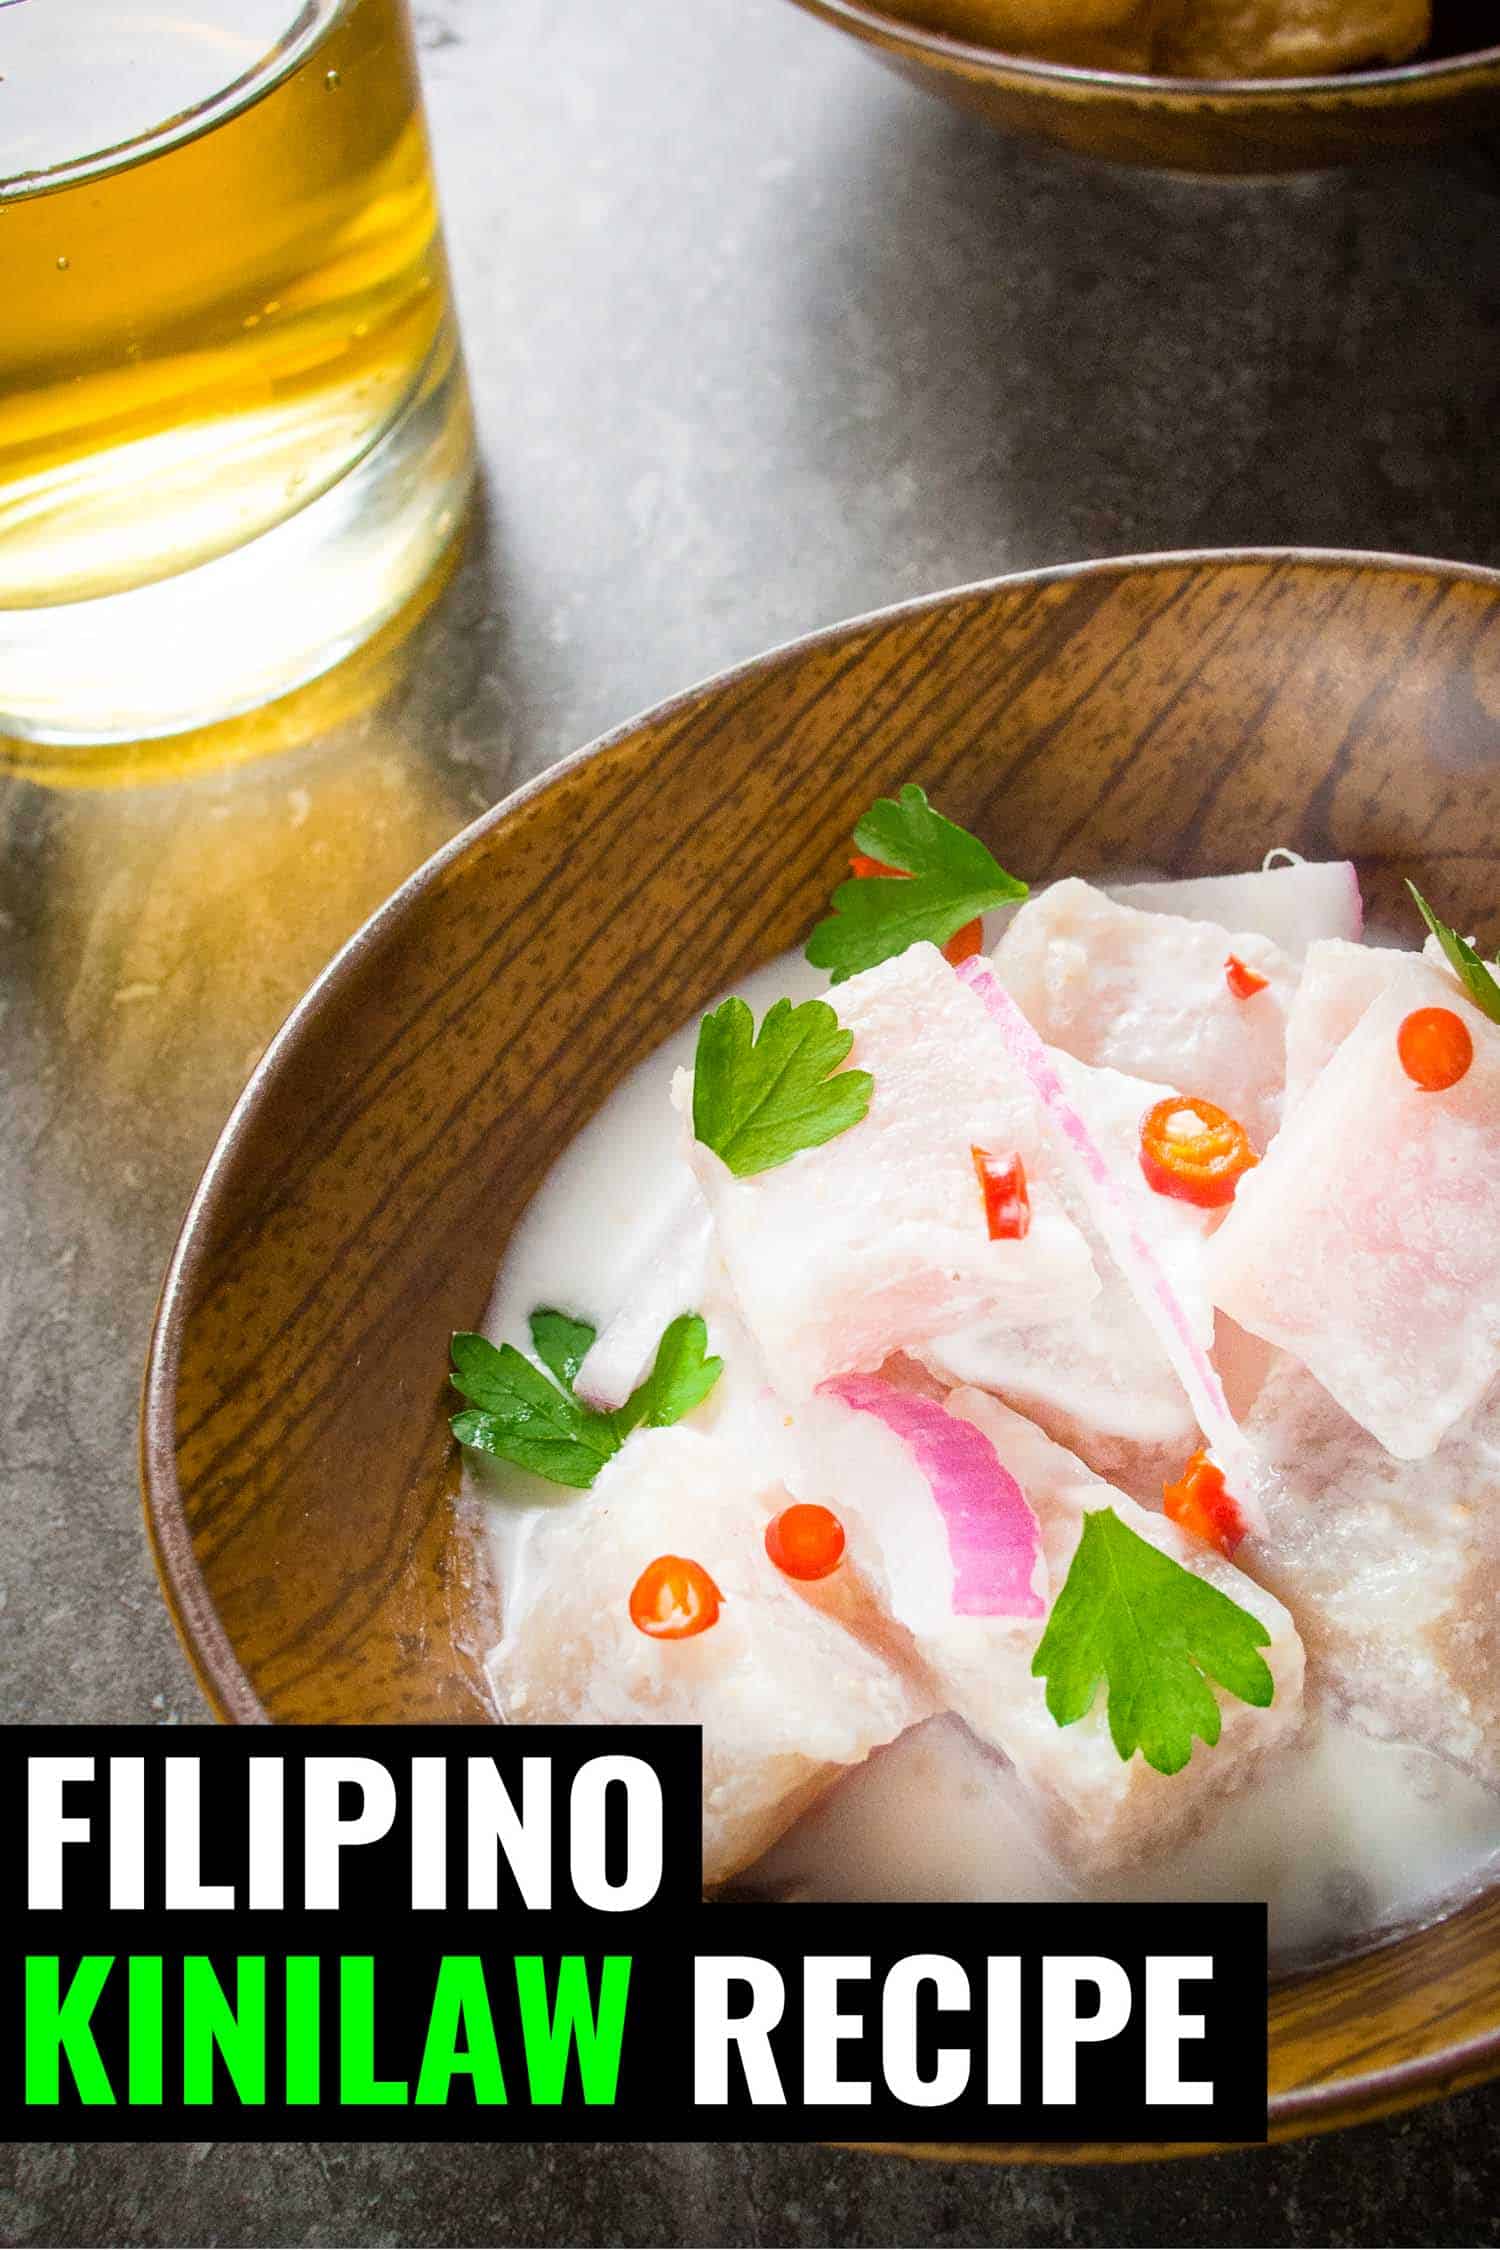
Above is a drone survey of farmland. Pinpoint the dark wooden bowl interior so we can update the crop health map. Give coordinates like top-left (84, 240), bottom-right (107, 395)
top-left (144, 550), bottom-right (1500, 2151)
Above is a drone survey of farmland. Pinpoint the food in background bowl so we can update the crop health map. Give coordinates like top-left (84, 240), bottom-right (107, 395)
top-left (873, 0), bottom-right (1168, 70)
top-left (454, 784), bottom-right (1500, 1960)
top-left (1160, 0), bottom-right (1429, 75)
top-left (876, 0), bottom-right (1432, 73)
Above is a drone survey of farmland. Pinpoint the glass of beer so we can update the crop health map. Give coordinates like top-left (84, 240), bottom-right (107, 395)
top-left (0, 0), bottom-right (476, 748)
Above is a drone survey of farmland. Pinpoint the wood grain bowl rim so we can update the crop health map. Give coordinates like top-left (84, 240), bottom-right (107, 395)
top-left (141, 543), bottom-right (1500, 2152)
top-left (790, 0), bottom-right (1500, 97)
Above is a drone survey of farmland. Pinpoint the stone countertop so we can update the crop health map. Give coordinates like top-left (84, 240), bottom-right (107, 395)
top-left (2, 0), bottom-right (1499, 2240)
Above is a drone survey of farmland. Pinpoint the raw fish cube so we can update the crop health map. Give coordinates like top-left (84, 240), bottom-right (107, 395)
top-left (1283, 940), bottom-right (1410, 1108)
top-left (677, 943), bottom-right (1098, 1399)
top-left (792, 1385), bottom-right (1304, 1871)
top-left (925, 1052), bottom-right (1218, 1460)
top-left (488, 1427), bottom-right (930, 1883)
top-left (1208, 961), bottom-right (1500, 1459)
top-left (994, 877), bottom-right (1295, 1148)
top-left (1246, 1352), bottom-right (1500, 1789)
top-left (957, 956), bottom-right (1258, 1506)
top-left (1109, 859), bottom-right (1362, 961)
top-left (1214, 1313), bottom-right (1275, 1422)
top-left (1282, 933), bottom-right (1493, 1111)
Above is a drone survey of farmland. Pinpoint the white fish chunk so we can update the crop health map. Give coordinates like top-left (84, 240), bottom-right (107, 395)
top-left (676, 943), bottom-right (1098, 1400)
top-left (574, 1179), bottom-right (712, 1410)
top-left (1282, 933), bottom-right (1496, 1111)
top-left (793, 1385), bottom-right (1304, 1871)
top-left (1209, 961), bottom-right (1500, 1460)
top-left (994, 877), bottom-right (1295, 1149)
top-left (1282, 939), bottom-right (1411, 1108)
top-left (1246, 1351), bottom-right (1500, 1790)
top-left (956, 956), bottom-right (1263, 1516)
top-left (488, 1427), bottom-right (930, 1883)
top-left (925, 1052), bottom-right (1218, 1459)
top-left (1109, 859), bottom-right (1362, 962)
top-left (1214, 1313), bottom-right (1275, 1422)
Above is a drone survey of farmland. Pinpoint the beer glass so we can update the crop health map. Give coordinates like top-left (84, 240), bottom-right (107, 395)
top-left (0, 0), bottom-right (476, 746)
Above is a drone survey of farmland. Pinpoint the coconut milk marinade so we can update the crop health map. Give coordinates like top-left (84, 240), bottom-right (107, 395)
top-left (457, 816), bottom-right (1500, 1966)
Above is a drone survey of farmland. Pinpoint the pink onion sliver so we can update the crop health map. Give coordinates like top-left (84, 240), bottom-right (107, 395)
top-left (820, 1372), bottom-right (1046, 1618)
top-left (956, 955), bottom-right (1266, 1531)
top-left (1343, 859), bottom-right (1366, 943)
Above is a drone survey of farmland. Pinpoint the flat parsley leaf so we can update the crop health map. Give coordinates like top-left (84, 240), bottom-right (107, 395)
top-left (450, 1311), bottom-right (723, 1488)
top-left (1031, 1506), bottom-right (1274, 1777)
top-left (692, 995), bottom-right (873, 1177)
top-left (806, 783), bottom-right (1028, 984)
top-left (618, 1313), bottom-right (724, 1433)
top-left (1407, 882), bottom-right (1500, 1026)
top-left (528, 1307), bottom-right (597, 1389)
top-left (449, 1331), bottom-right (614, 1489)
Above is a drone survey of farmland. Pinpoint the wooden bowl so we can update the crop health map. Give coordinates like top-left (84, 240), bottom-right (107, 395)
top-left (144, 548), bottom-right (1500, 2153)
top-left (787, 0), bottom-right (1500, 174)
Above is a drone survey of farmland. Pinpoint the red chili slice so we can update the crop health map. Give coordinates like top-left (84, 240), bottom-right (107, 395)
top-left (847, 855), bottom-right (981, 966)
top-left (1225, 954), bottom-right (1269, 1001)
top-left (628, 1555), bottom-right (722, 1639)
top-left (765, 1503), bottom-right (845, 1581)
top-left (1139, 1095), bottom-right (1258, 1209)
top-left (1397, 1005), bottom-right (1473, 1092)
top-left (942, 918), bottom-right (984, 966)
top-left (1163, 1448), bottom-right (1247, 1557)
top-left (971, 1147), bottom-right (1031, 1240)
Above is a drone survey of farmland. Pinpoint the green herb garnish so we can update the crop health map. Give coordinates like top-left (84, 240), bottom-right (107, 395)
top-left (806, 783), bottom-right (1028, 984)
top-left (691, 995), bottom-right (872, 1178)
top-left (527, 1307), bottom-right (597, 1391)
top-left (1407, 882), bottom-right (1500, 1026)
top-left (451, 1309), bottom-right (722, 1489)
top-left (624, 1311), bottom-right (725, 1429)
top-left (1031, 1507), bottom-right (1274, 1777)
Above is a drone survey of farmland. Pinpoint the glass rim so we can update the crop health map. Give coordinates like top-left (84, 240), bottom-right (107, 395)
top-left (0, 0), bottom-right (357, 204)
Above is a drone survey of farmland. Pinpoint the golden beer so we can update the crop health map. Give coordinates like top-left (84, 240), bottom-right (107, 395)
top-left (0, 0), bottom-right (474, 745)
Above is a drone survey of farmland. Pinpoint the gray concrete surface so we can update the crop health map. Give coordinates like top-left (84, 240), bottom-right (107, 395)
top-left (2, 0), bottom-right (1500, 2240)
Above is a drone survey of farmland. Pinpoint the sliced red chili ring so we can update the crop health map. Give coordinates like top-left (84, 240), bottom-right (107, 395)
top-left (1139, 1095), bottom-right (1258, 1209)
top-left (942, 917), bottom-right (984, 966)
top-left (971, 1146), bottom-right (1031, 1240)
top-left (628, 1554), bottom-right (722, 1639)
top-left (1224, 954), bottom-right (1269, 1000)
top-left (1163, 1448), bottom-right (1247, 1557)
top-left (1397, 1005), bottom-right (1473, 1092)
top-left (765, 1503), bottom-right (845, 1581)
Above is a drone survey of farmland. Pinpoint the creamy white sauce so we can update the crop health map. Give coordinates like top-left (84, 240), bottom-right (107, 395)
top-left (756, 1714), bottom-right (1500, 1964)
top-left (470, 944), bottom-right (1500, 1965)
